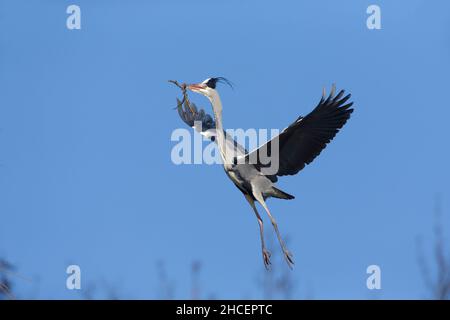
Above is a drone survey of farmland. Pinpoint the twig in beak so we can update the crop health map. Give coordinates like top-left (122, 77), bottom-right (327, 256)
top-left (168, 80), bottom-right (196, 115)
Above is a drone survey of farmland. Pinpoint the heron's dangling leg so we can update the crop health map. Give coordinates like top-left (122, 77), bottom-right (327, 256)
top-left (254, 194), bottom-right (294, 269)
top-left (244, 194), bottom-right (271, 269)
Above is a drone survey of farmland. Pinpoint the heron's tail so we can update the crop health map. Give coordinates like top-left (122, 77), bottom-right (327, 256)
top-left (271, 187), bottom-right (295, 200)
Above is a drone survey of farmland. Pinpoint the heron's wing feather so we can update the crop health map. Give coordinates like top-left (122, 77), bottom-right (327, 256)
top-left (176, 99), bottom-right (248, 156)
top-left (242, 85), bottom-right (353, 177)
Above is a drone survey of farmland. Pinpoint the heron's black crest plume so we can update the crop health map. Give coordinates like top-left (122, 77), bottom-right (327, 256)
top-left (206, 77), bottom-right (234, 90)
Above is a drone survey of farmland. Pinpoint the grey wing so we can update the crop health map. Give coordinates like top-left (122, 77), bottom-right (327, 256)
top-left (176, 98), bottom-right (248, 157)
top-left (242, 85), bottom-right (354, 179)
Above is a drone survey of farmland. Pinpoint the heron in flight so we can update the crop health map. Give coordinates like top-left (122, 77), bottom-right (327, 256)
top-left (176, 77), bottom-right (354, 269)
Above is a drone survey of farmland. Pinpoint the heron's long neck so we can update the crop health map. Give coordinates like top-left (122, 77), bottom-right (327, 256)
top-left (209, 91), bottom-right (227, 163)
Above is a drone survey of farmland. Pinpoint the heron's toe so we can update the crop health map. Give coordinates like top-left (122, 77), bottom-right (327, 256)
top-left (284, 250), bottom-right (295, 269)
top-left (262, 249), bottom-right (272, 270)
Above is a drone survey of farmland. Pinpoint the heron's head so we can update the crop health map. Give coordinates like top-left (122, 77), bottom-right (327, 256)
top-left (188, 77), bottom-right (232, 99)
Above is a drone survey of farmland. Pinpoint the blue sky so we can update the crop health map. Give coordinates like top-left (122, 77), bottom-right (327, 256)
top-left (1, 0), bottom-right (449, 299)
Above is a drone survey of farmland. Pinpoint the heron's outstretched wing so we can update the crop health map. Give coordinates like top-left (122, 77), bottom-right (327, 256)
top-left (242, 85), bottom-right (354, 178)
top-left (176, 98), bottom-right (248, 156)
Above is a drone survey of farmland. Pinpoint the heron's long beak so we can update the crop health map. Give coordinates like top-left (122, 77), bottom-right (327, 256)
top-left (188, 83), bottom-right (206, 93)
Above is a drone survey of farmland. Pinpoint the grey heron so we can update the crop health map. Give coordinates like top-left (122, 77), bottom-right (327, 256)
top-left (176, 77), bottom-right (354, 269)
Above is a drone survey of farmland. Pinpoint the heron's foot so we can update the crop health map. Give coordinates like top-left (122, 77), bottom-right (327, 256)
top-left (283, 249), bottom-right (294, 269)
top-left (262, 249), bottom-right (272, 270)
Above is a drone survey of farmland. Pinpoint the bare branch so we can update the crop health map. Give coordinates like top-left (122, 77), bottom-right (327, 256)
top-left (417, 196), bottom-right (450, 300)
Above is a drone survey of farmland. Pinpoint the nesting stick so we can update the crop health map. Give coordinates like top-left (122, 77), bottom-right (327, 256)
top-left (168, 80), bottom-right (196, 115)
